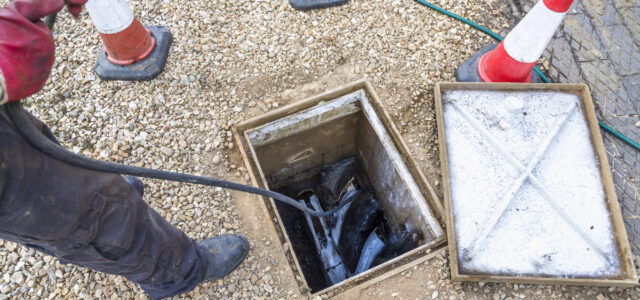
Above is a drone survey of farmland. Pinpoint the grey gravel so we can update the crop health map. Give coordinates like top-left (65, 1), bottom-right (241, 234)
top-left (0, 0), bottom-right (636, 299)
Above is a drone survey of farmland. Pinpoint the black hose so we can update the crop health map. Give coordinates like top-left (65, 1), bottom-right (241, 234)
top-left (44, 12), bottom-right (57, 31)
top-left (33, 11), bottom-right (353, 217)
top-left (6, 102), bottom-right (352, 217)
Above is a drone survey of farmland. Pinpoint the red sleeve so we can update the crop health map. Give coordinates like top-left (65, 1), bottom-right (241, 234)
top-left (0, 0), bottom-right (64, 102)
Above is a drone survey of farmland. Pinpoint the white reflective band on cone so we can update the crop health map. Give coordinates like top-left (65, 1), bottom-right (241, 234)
top-left (503, 0), bottom-right (567, 63)
top-left (85, 0), bottom-right (135, 34)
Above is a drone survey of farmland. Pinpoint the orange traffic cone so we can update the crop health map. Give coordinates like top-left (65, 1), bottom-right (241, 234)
top-left (85, 0), bottom-right (172, 80)
top-left (457, 0), bottom-right (574, 83)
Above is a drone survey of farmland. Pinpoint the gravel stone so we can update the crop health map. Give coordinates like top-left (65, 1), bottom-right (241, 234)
top-left (160, 146), bottom-right (174, 157)
top-left (0, 284), bottom-right (10, 294)
top-left (10, 272), bottom-right (23, 285)
top-left (0, 0), bottom-right (637, 299)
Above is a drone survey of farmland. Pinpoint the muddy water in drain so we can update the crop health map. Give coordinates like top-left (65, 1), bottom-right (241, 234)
top-left (274, 157), bottom-right (421, 292)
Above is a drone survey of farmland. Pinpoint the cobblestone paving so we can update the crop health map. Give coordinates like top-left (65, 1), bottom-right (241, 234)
top-left (515, 0), bottom-right (640, 254)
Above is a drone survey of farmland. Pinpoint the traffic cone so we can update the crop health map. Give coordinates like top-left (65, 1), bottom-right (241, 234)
top-left (456, 0), bottom-right (574, 83)
top-left (85, 0), bottom-right (172, 80)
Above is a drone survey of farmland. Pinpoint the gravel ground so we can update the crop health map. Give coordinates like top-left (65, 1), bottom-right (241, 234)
top-left (0, 0), bottom-right (638, 299)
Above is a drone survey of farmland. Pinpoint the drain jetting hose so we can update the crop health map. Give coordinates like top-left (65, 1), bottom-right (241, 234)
top-left (18, 7), bottom-right (637, 216)
top-left (15, 12), bottom-right (354, 218)
top-left (5, 102), bottom-right (352, 217)
top-left (413, 0), bottom-right (640, 152)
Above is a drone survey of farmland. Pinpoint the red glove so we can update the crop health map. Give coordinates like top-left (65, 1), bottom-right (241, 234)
top-left (66, 0), bottom-right (87, 18)
top-left (0, 0), bottom-right (64, 103)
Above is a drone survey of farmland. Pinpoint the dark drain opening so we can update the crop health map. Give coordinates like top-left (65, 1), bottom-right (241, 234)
top-left (275, 157), bottom-right (423, 292)
top-left (238, 89), bottom-right (445, 295)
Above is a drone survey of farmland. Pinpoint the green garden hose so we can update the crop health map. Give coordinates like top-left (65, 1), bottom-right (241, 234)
top-left (598, 121), bottom-right (640, 151)
top-left (413, 0), bottom-right (640, 152)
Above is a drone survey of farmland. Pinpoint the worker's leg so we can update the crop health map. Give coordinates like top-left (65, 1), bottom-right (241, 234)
top-left (0, 106), bottom-right (207, 299)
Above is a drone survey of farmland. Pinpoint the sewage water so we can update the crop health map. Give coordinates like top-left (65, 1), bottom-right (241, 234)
top-left (274, 157), bottom-right (422, 292)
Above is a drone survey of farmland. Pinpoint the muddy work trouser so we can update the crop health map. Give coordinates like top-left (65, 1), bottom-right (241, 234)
top-left (0, 106), bottom-right (206, 299)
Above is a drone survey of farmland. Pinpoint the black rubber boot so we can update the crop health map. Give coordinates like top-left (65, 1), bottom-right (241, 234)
top-left (124, 175), bottom-right (144, 197)
top-left (199, 234), bottom-right (250, 283)
top-left (289, 0), bottom-right (348, 10)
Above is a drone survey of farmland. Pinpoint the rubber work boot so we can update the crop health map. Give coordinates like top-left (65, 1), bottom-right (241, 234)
top-left (124, 175), bottom-right (144, 197)
top-left (289, 0), bottom-right (348, 10)
top-left (199, 234), bottom-right (250, 283)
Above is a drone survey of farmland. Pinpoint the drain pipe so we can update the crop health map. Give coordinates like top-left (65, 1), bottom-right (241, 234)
top-left (354, 227), bottom-right (386, 275)
top-left (331, 182), bottom-right (359, 246)
top-left (299, 194), bottom-right (350, 284)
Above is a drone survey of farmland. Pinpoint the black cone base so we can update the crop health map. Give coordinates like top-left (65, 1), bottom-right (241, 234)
top-left (95, 26), bottom-right (172, 81)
